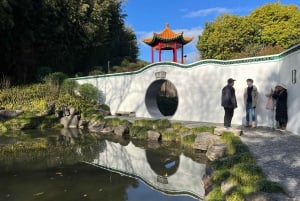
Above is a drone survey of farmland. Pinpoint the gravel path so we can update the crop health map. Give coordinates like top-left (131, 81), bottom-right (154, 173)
top-left (240, 128), bottom-right (300, 201)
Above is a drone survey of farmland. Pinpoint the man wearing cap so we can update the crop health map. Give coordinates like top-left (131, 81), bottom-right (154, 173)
top-left (243, 79), bottom-right (258, 128)
top-left (221, 78), bottom-right (238, 128)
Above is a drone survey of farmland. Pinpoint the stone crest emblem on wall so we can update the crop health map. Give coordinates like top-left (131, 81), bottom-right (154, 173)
top-left (155, 71), bottom-right (167, 79)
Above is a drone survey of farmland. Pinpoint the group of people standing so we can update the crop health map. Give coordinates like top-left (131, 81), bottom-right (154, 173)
top-left (221, 78), bottom-right (288, 131)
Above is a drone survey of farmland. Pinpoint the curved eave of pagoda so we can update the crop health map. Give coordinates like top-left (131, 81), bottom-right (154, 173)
top-left (143, 35), bottom-right (193, 46)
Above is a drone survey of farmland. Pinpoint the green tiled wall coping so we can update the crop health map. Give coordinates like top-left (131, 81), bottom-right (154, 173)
top-left (75, 43), bottom-right (300, 80)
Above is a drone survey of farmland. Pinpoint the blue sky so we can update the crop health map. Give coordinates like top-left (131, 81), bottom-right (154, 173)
top-left (123, 0), bottom-right (300, 63)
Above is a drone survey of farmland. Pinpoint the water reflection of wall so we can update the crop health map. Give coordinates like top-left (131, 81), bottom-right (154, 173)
top-left (87, 140), bottom-right (206, 199)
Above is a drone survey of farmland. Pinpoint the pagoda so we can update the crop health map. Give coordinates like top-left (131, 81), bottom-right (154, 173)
top-left (142, 23), bottom-right (193, 64)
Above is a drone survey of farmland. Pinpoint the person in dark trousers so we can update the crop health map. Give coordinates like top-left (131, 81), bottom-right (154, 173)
top-left (221, 78), bottom-right (238, 128)
top-left (243, 79), bottom-right (258, 128)
top-left (272, 84), bottom-right (288, 130)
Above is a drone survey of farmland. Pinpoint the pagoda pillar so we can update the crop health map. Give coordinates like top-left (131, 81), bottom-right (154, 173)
top-left (181, 43), bottom-right (184, 64)
top-left (158, 42), bottom-right (162, 62)
top-left (174, 42), bottom-right (177, 62)
top-left (151, 46), bottom-right (154, 63)
top-left (172, 49), bottom-right (175, 62)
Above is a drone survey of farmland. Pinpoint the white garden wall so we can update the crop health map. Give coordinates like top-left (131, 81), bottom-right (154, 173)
top-left (75, 44), bottom-right (300, 134)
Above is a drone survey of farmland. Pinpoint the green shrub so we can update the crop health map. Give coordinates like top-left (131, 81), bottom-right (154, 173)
top-left (44, 72), bottom-right (68, 87)
top-left (132, 119), bottom-right (154, 129)
top-left (231, 164), bottom-right (264, 186)
top-left (206, 187), bottom-right (224, 201)
top-left (78, 83), bottom-right (99, 102)
top-left (36, 66), bottom-right (52, 82)
top-left (88, 69), bottom-right (104, 76)
top-left (152, 119), bottom-right (171, 129)
top-left (221, 132), bottom-right (248, 155)
top-left (213, 169), bottom-right (231, 185)
top-left (225, 188), bottom-right (244, 201)
top-left (171, 122), bottom-right (183, 130)
top-left (61, 79), bottom-right (78, 96)
top-left (56, 93), bottom-right (91, 112)
top-left (104, 118), bottom-right (122, 127)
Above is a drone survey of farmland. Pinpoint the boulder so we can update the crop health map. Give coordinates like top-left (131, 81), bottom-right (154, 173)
top-left (221, 181), bottom-right (237, 194)
top-left (147, 130), bottom-right (161, 141)
top-left (88, 121), bottom-right (105, 132)
top-left (55, 109), bottom-right (64, 118)
top-left (63, 107), bottom-right (70, 116)
top-left (0, 110), bottom-right (23, 119)
top-left (113, 125), bottom-right (129, 137)
top-left (202, 167), bottom-right (214, 195)
top-left (193, 132), bottom-right (220, 151)
top-left (46, 101), bottom-right (55, 115)
top-left (100, 127), bottom-right (113, 134)
top-left (214, 127), bottom-right (243, 136)
top-left (206, 142), bottom-right (227, 161)
top-left (147, 141), bottom-right (161, 149)
top-left (78, 120), bottom-right (89, 128)
top-left (69, 107), bottom-right (76, 115)
top-left (60, 115), bottom-right (80, 128)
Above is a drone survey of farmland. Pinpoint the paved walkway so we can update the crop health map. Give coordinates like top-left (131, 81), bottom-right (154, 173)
top-left (240, 128), bottom-right (300, 201)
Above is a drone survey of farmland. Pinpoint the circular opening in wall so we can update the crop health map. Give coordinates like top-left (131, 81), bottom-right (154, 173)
top-left (145, 79), bottom-right (178, 117)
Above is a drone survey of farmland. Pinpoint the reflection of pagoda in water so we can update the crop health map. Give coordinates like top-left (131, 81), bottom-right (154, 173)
top-left (85, 140), bottom-right (206, 199)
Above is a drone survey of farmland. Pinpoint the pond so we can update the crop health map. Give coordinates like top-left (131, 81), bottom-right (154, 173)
top-left (0, 129), bottom-right (207, 201)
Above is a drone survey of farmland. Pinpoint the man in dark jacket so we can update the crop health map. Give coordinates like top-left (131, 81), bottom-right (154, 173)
top-left (221, 78), bottom-right (238, 128)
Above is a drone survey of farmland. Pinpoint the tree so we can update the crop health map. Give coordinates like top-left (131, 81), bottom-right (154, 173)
top-left (249, 3), bottom-right (300, 49)
top-left (0, 0), bottom-right (139, 83)
top-left (197, 3), bottom-right (300, 60)
top-left (197, 14), bottom-right (258, 60)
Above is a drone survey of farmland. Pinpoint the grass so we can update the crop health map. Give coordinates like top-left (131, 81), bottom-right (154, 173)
top-left (129, 126), bottom-right (148, 140)
top-left (160, 129), bottom-right (180, 142)
top-left (191, 126), bottom-right (215, 134)
top-left (181, 134), bottom-right (196, 147)
top-left (207, 132), bottom-right (286, 201)
top-left (0, 112), bottom-right (63, 132)
top-left (0, 138), bottom-right (103, 171)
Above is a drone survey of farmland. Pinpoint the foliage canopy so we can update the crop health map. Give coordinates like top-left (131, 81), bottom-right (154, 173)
top-left (0, 0), bottom-right (139, 83)
top-left (197, 3), bottom-right (300, 60)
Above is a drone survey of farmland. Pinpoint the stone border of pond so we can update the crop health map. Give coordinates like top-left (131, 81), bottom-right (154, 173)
top-left (0, 113), bottom-right (289, 201)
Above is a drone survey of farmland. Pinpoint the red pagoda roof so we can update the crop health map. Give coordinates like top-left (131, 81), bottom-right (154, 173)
top-left (142, 23), bottom-right (193, 47)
